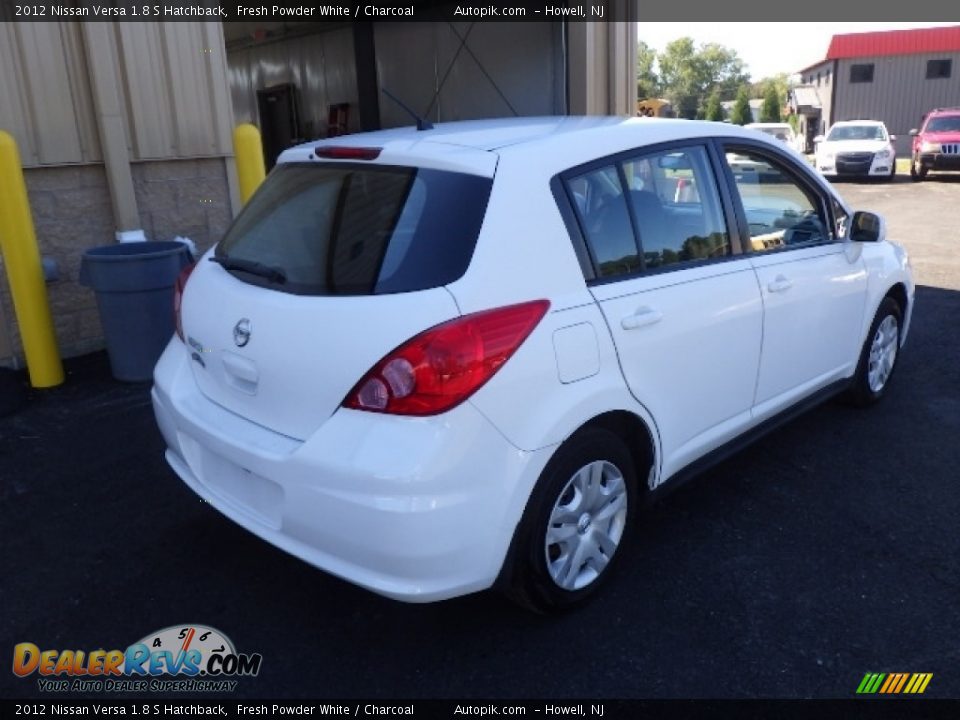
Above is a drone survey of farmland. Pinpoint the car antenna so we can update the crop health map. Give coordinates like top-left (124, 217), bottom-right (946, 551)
top-left (381, 88), bottom-right (434, 131)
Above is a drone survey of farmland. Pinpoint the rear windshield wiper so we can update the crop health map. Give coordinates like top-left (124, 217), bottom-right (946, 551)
top-left (210, 255), bottom-right (287, 284)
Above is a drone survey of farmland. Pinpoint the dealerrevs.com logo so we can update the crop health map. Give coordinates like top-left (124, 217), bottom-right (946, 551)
top-left (13, 624), bottom-right (262, 693)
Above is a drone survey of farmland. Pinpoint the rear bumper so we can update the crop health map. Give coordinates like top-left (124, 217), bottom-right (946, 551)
top-left (151, 340), bottom-right (552, 602)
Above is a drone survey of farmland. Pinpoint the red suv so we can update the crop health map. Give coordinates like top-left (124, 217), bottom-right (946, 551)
top-left (910, 108), bottom-right (960, 180)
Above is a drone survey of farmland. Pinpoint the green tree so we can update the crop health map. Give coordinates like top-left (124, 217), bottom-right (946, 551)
top-left (636, 40), bottom-right (659, 101)
top-left (704, 89), bottom-right (724, 122)
top-left (657, 38), bottom-right (750, 119)
top-left (751, 73), bottom-right (793, 108)
top-left (760, 84), bottom-right (782, 123)
top-left (730, 86), bottom-right (753, 125)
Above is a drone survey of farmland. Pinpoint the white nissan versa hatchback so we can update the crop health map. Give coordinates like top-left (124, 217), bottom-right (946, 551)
top-left (152, 117), bottom-right (914, 611)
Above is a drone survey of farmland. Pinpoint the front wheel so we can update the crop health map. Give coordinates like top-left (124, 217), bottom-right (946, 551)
top-left (844, 297), bottom-right (903, 406)
top-left (910, 155), bottom-right (927, 181)
top-left (501, 428), bottom-right (638, 613)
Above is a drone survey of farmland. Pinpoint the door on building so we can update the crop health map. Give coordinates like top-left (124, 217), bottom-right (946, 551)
top-left (257, 84), bottom-right (301, 171)
top-left (805, 113), bottom-right (821, 154)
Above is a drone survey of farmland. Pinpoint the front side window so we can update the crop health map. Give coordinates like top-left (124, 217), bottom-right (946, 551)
top-left (832, 198), bottom-right (850, 239)
top-left (850, 64), bottom-right (874, 83)
top-left (567, 145), bottom-right (730, 279)
top-left (723, 148), bottom-right (829, 252)
top-left (216, 163), bottom-right (492, 295)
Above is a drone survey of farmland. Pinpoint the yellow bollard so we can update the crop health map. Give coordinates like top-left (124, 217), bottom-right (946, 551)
top-left (0, 131), bottom-right (64, 388)
top-left (233, 124), bottom-right (266, 206)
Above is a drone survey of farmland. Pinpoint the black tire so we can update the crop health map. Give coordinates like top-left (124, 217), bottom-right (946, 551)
top-left (843, 297), bottom-right (903, 407)
top-left (500, 427), bottom-right (638, 613)
top-left (910, 155), bottom-right (927, 181)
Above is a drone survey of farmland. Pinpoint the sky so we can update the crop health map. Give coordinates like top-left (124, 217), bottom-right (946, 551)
top-left (636, 22), bottom-right (958, 80)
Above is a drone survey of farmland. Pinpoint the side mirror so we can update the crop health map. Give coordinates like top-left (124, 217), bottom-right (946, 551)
top-left (850, 210), bottom-right (885, 243)
top-left (889, 134), bottom-right (897, 141)
top-left (813, 135), bottom-right (825, 143)
top-left (909, 129), bottom-right (919, 136)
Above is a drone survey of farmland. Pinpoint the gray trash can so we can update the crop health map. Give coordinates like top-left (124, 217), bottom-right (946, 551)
top-left (80, 241), bottom-right (192, 382)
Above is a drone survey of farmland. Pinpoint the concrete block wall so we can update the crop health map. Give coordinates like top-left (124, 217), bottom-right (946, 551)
top-left (0, 158), bottom-right (233, 368)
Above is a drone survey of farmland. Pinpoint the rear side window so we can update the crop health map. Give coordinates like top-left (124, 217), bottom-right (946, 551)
top-left (566, 144), bottom-right (730, 279)
top-left (216, 163), bottom-right (492, 295)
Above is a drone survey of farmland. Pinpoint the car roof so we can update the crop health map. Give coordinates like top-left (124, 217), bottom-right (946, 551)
top-left (928, 107), bottom-right (960, 116)
top-left (278, 116), bottom-right (780, 176)
top-left (831, 120), bottom-right (886, 126)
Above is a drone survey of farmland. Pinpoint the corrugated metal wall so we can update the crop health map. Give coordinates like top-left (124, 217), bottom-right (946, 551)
top-left (834, 52), bottom-right (960, 155)
top-left (116, 23), bottom-right (234, 159)
top-left (227, 27), bottom-right (359, 139)
top-left (0, 21), bottom-right (233, 167)
top-left (0, 22), bottom-right (101, 165)
top-left (375, 22), bottom-right (565, 127)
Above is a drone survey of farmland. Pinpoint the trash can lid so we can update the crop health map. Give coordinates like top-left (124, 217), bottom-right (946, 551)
top-left (82, 241), bottom-right (188, 261)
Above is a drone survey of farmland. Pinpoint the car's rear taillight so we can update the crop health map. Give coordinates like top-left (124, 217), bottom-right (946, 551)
top-left (343, 300), bottom-right (550, 416)
top-left (173, 262), bottom-right (197, 342)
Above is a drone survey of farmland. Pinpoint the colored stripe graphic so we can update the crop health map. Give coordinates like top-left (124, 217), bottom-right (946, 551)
top-left (856, 673), bottom-right (886, 694)
top-left (893, 673), bottom-right (910, 693)
top-left (857, 672), bottom-right (932, 694)
top-left (879, 674), bottom-right (896, 693)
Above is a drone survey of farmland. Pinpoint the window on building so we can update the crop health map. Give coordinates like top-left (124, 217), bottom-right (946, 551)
top-left (816, 72), bottom-right (821, 86)
top-left (926, 59), bottom-right (952, 79)
top-left (850, 64), bottom-right (874, 83)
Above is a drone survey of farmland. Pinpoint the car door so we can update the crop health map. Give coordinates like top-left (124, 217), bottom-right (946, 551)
top-left (564, 143), bottom-right (764, 484)
top-left (717, 143), bottom-right (868, 422)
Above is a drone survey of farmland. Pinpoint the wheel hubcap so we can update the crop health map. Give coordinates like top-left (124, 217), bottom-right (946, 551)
top-left (867, 315), bottom-right (899, 393)
top-left (545, 460), bottom-right (628, 591)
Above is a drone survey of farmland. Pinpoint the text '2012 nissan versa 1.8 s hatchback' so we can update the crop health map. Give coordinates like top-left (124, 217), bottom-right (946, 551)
top-left (152, 117), bottom-right (914, 612)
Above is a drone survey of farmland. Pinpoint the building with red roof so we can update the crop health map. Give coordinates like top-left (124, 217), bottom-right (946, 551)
top-left (788, 25), bottom-right (960, 155)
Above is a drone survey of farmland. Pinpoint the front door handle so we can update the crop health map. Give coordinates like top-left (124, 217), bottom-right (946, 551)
top-left (621, 306), bottom-right (663, 330)
top-left (767, 275), bottom-right (793, 293)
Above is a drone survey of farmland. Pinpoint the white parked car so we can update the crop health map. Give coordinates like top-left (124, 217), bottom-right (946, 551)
top-left (814, 120), bottom-right (898, 179)
top-left (746, 122), bottom-right (805, 154)
top-left (152, 117), bottom-right (914, 611)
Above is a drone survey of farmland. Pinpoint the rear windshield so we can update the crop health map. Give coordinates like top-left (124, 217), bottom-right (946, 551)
top-left (215, 163), bottom-right (492, 295)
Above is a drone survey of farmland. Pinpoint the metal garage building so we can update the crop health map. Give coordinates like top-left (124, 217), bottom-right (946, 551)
top-left (790, 25), bottom-right (960, 155)
top-left (0, 18), bottom-right (637, 368)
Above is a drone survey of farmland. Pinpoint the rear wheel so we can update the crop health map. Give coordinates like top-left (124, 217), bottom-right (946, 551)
top-left (502, 427), bottom-right (638, 613)
top-left (844, 297), bottom-right (902, 406)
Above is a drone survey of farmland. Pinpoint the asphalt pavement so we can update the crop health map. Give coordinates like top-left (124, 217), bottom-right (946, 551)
top-left (2, 175), bottom-right (958, 701)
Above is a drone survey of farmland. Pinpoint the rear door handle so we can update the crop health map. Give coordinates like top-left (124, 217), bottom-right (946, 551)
top-left (767, 275), bottom-right (793, 293)
top-left (621, 307), bottom-right (663, 330)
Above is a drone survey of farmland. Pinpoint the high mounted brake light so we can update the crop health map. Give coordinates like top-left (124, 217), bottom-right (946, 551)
top-left (314, 146), bottom-right (382, 160)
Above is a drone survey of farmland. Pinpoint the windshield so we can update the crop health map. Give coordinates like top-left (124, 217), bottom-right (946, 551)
top-left (757, 127), bottom-right (794, 141)
top-left (926, 116), bottom-right (960, 133)
top-left (827, 125), bottom-right (887, 142)
top-left (216, 163), bottom-right (492, 296)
